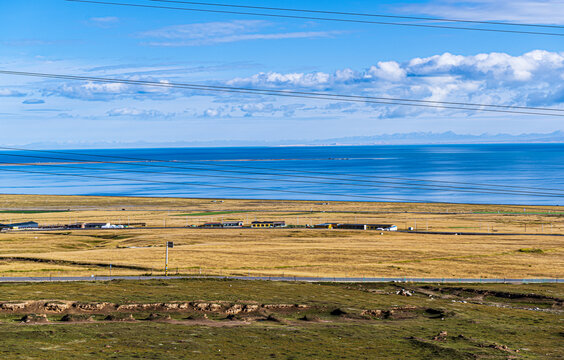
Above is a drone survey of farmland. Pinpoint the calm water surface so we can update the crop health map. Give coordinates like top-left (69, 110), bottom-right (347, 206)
top-left (0, 144), bottom-right (563, 205)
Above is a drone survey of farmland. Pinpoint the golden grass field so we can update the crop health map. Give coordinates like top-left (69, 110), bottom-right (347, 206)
top-left (0, 194), bottom-right (563, 278)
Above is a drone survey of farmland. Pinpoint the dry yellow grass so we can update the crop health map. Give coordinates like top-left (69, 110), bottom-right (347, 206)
top-left (0, 194), bottom-right (563, 278)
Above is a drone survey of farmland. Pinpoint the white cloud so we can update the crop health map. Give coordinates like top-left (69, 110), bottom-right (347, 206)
top-left (368, 62), bottom-right (406, 81)
top-left (203, 109), bottom-right (220, 117)
top-left (139, 20), bottom-right (342, 46)
top-left (230, 50), bottom-right (564, 89)
top-left (407, 50), bottom-right (564, 82)
top-left (0, 89), bottom-right (26, 97)
top-left (107, 107), bottom-right (172, 118)
top-left (238, 103), bottom-right (306, 117)
top-left (44, 77), bottom-right (177, 101)
top-left (228, 72), bottom-right (333, 88)
top-left (30, 50), bottom-right (564, 119)
top-left (227, 50), bottom-right (564, 109)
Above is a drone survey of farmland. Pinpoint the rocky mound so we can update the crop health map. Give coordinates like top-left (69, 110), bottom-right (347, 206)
top-left (20, 314), bottom-right (49, 323)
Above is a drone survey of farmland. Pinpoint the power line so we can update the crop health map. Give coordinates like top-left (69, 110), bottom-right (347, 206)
top-left (2, 146), bottom-right (563, 194)
top-left (150, 0), bottom-right (564, 30)
top-left (65, 0), bottom-right (564, 37)
top-left (2, 70), bottom-right (564, 117)
top-left (7, 70), bottom-right (564, 113)
top-left (2, 152), bottom-right (563, 198)
top-left (2, 164), bottom-right (561, 205)
top-left (0, 166), bottom-right (456, 203)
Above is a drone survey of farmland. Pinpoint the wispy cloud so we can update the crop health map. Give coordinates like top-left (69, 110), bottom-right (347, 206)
top-left (139, 20), bottom-right (343, 46)
top-left (399, 0), bottom-right (564, 24)
top-left (107, 107), bottom-right (173, 118)
top-left (1, 39), bottom-right (62, 47)
top-left (22, 99), bottom-right (45, 104)
top-left (90, 16), bottom-right (119, 28)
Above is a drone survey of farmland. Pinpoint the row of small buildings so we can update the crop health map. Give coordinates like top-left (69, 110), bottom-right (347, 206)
top-left (200, 221), bottom-right (286, 228)
top-left (0, 222), bottom-right (146, 231)
top-left (2, 220), bottom-right (397, 231)
top-left (200, 221), bottom-right (397, 231)
top-left (314, 223), bottom-right (398, 231)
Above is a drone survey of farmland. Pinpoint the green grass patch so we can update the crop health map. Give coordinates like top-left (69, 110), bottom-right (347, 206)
top-left (0, 210), bottom-right (70, 214)
top-left (0, 280), bottom-right (561, 359)
top-left (517, 248), bottom-right (544, 254)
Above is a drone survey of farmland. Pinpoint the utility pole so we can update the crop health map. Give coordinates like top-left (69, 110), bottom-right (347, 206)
top-left (165, 241), bottom-right (174, 276)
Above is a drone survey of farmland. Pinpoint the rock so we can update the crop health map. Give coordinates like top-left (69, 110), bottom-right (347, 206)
top-left (191, 302), bottom-right (223, 312)
top-left (262, 304), bottom-right (297, 310)
top-left (244, 304), bottom-right (260, 312)
top-left (396, 289), bottom-right (413, 296)
top-left (20, 314), bottom-right (49, 323)
top-left (104, 314), bottom-right (134, 321)
top-left (330, 308), bottom-right (347, 316)
top-left (432, 331), bottom-right (448, 341)
top-left (145, 313), bottom-right (171, 321)
top-left (226, 304), bottom-right (243, 315)
top-left (299, 314), bottom-right (320, 322)
top-left (177, 303), bottom-right (189, 310)
top-left (192, 302), bottom-right (210, 311)
top-left (209, 304), bottom-right (223, 312)
top-left (163, 303), bottom-right (188, 310)
top-left (44, 302), bottom-right (69, 312)
top-left (74, 302), bottom-right (111, 311)
top-left (60, 314), bottom-right (94, 322)
top-left (360, 309), bottom-right (383, 318)
top-left (1, 302), bottom-right (28, 311)
top-left (116, 304), bottom-right (139, 311)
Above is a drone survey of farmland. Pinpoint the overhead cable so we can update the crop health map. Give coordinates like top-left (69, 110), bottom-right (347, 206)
top-left (64, 0), bottom-right (564, 37)
top-left (1, 70), bottom-right (564, 117)
top-left (2, 152), bottom-right (563, 197)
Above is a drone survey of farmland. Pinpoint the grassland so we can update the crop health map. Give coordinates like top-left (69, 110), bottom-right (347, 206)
top-left (0, 195), bottom-right (563, 358)
top-left (0, 279), bottom-right (562, 359)
top-left (0, 194), bottom-right (563, 278)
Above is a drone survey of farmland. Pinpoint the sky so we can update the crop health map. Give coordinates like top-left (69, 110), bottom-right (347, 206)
top-left (1, 0), bottom-right (564, 146)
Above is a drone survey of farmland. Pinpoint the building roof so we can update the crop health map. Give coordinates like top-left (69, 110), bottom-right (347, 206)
top-left (251, 221), bottom-right (285, 224)
top-left (0, 221), bottom-right (39, 228)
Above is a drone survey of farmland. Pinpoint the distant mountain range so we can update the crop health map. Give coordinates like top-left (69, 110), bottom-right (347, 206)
top-left (10, 131), bottom-right (564, 149)
top-left (307, 130), bottom-right (564, 146)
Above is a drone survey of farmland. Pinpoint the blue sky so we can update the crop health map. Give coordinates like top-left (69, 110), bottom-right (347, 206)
top-left (1, 0), bottom-right (564, 146)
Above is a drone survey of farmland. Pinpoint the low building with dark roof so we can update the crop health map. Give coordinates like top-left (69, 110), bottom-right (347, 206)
top-left (0, 221), bottom-right (39, 230)
top-left (251, 221), bottom-right (286, 228)
top-left (336, 223), bottom-right (397, 231)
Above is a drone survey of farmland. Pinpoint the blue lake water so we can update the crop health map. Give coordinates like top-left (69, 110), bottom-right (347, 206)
top-left (0, 144), bottom-right (563, 205)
